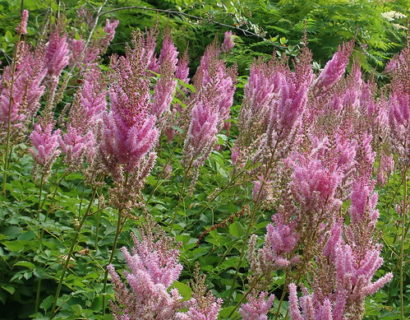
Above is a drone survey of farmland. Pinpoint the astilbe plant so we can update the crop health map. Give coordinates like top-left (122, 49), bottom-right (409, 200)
top-left (0, 42), bottom-right (47, 140)
top-left (182, 41), bottom-right (236, 186)
top-left (239, 41), bottom-right (394, 320)
top-left (59, 66), bottom-right (107, 167)
top-left (0, 8), bottom-right (401, 320)
top-left (108, 227), bottom-right (222, 320)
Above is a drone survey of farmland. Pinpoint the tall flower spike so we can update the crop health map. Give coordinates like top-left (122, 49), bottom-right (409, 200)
top-left (314, 41), bottom-right (354, 92)
top-left (30, 122), bottom-right (61, 179)
top-left (0, 44), bottom-right (47, 133)
top-left (108, 231), bottom-right (183, 320)
top-left (176, 50), bottom-right (190, 83)
top-left (349, 179), bottom-right (379, 225)
top-left (221, 31), bottom-right (235, 53)
top-left (16, 9), bottom-right (29, 35)
top-left (45, 32), bottom-right (70, 77)
top-left (260, 219), bottom-right (298, 269)
top-left (239, 292), bottom-right (275, 320)
top-left (100, 54), bottom-right (158, 173)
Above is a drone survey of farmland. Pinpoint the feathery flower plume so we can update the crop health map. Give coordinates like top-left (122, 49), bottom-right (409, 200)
top-left (182, 42), bottom-right (235, 183)
top-left (102, 19), bottom-right (119, 49)
top-left (221, 31), bottom-right (235, 53)
top-left (314, 41), bottom-right (354, 92)
top-left (176, 297), bottom-right (222, 320)
top-left (176, 50), bottom-right (190, 83)
top-left (16, 9), bottom-right (29, 35)
top-left (60, 66), bottom-right (107, 166)
top-left (108, 230), bottom-right (183, 320)
top-left (0, 43), bottom-right (47, 137)
top-left (45, 32), bottom-right (70, 77)
top-left (176, 267), bottom-right (222, 320)
top-left (239, 292), bottom-right (274, 320)
top-left (30, 122), bottom-right (61, 179)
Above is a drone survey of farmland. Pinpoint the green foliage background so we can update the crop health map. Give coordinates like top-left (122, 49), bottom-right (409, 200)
top-left (0, 1), bottom-right (409, 319)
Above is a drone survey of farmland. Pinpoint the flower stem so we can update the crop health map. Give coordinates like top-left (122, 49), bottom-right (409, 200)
top-left (34, 172), bottom-right (46, 312)
top-left (101, 208), bottom-right (124, 315)
top-left (50, 188), bottom-right (96, 317)
top-left (399, 167), bottom-right (408, 320)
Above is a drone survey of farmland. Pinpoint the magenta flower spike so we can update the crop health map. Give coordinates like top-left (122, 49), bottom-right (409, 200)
top-left (314, 41), bottom-right (354, 92)
top-left (176, 50), bottom-right (190, 83)
top-left (158, 33), bottom-right (178, 71)
top-left (30, 123), bottom-right (61, 167)
top-left (45, 32), bottom-right (70, 77)
top-left (221, 31), bottom-right (235, 53)
top-left (16, 9), bottom-right (29, 35)
top-left (349, 179), bottom-right (379, 225)
top-left (103, 19), bottom-right (119, 46)
top-left (0, 45), bottom-right (46, 130)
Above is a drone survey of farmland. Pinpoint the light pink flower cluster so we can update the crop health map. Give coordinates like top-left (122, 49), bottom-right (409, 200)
top-left (182, 42), bottom-right (236, 180)
top-left (108, 231), bottom-right (222, 320)
top-left (108, 232), bottom-right (183, 320)
top-left (176, 296), bottom-right (223, 320)
top-left (100, 55), bottom-right (158, 175)
top-left (239, 292), bottom-right (274, 320)
top-left (60, 67), bottom-right (106, 166)
top-left (221, 31), bottom-right (235, 53)
top-left (0, 43), bottom-right (46, 134)
top-left (30, 123), bottom-right (61, 173)
top-left (45, 32), bottom-right (70, 77)
top-left (260, 218), bottom-right (299, 269)
top-left (16, 10), bottom-right (29, 35)
top-left (69, 19), bottom-right (119, 67)
top-left (388, 51), bottom-right (409, 167)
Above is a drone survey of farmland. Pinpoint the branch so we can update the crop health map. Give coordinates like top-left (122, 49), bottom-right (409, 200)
top-left (99, 5), bottom-right (281, 48)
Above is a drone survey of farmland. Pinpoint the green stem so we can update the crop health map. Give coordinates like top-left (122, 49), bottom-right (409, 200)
top-left (101, 209), bottom-right (124, 315)
top-left (34, 172), bottom-right (46, 312)
top-left (227, 274), bottom-right (264, 318)
top-left (399, 167), bottom-right (408, 320)
top-left (2, 33), bottom-right (22, 195)
top-left (50, 188), bottom-right (96, 317)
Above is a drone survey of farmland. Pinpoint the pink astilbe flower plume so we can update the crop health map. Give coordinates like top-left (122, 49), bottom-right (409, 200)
top-left (100, 54), bottom-right (158, 174)
top-left (260, 218), bottom-right (299, 269)
top-left (314, 41), bottom-right (354, 92)
top-left (45, 32), bottom-right (70, 77)
top-left (221, 31), bottom-right (235, 53)
top-left (176, 297), bottom-right (222, 320)
top-left (239, 291), bottom-right (274, 320)
top-left (60, 66), bottom-right (107, 166)
top-left (102, 19), bottom-right (119, 49)
top-left (289, 284), bottom-right (337, 320)
top-left (182, 42), bottom-right (236, 185)
top-left (16, 10), bottom-right (29, 35)
top-left (349, 179), bottom-right (379, 225)
top-left (30, 122), bottom-right (61, 179)
top-left (176, 50), bottom-right (190, 83)
top-left (0, 43), bottom-right (47, 137)
top-left (176, 267), bottom-right (223, 320)
top-left (108, 230), bottom-right (183, 320)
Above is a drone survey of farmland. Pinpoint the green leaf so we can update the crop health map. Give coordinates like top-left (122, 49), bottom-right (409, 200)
top-left (1, 284), bottom-right (15, 295)
top-left (172, 281), bottom-right (192, 300)
top-left (14, 261), bottom-right (36, 270)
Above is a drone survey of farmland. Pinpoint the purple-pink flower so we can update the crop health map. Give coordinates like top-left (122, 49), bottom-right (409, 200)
top-left (239, 292), bottom-right (274, 320)
top-left (221, 31), bottom-right (235, 53)
top-left (45, 32), bottom-right (70, 77)
top-left (30, 123), bottom-right (61, 167)
top-left (16, 10), bottom-right (29, 35)
top-left (314, 41), bottom-right (354, 92)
